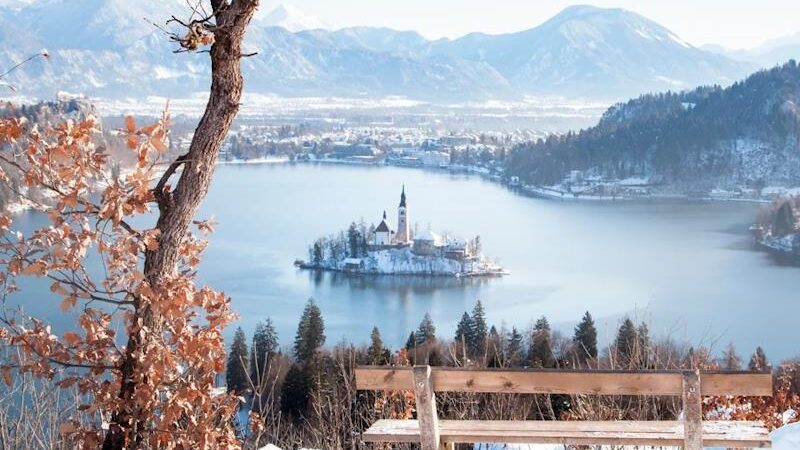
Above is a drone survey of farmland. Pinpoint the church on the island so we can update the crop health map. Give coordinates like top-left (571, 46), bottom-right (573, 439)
top-left (372, 185), bottom-right (409, 246)
top-left (371, 186), bottom-right (471, 260)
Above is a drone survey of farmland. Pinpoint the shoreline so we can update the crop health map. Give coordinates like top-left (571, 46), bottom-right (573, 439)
top-left (296, 263), bottom-right (508, 278)
top-left (218, 156), bottom-right (779, 205)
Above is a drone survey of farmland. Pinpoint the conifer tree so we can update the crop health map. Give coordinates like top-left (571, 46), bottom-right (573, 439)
top-left (280, 363), bottom-right (310, 420)
top-left (486, 325), bottom-right (502, 368)
top-left (722, 343), bottom-right (742, 370)
top-left (367, 326), bottom-right (390, 365)
top-left (225, 327), bottom-right (249, 395)
top-left (416, 313), bottom-right (436, 345)
top-left (469, 300), bottom-right (488, 355)
top-left (405, 331), bottom-right (417, 351)
top-left (455, 312), bottom-right (474, 346)
top-left (505, 326), bottom-right (524, 367)
top-left (748, 346), bottom-right (770, 372)
top-left (250, 318), bottom-right (279, 383)
top-left (294, 298), bottom-right (326, 363)
top-left (572, 311), bottom-right (598, 360)
top-left (528, 317), bottom-right (555, 368)
top-left (614, 317), bottom-right (637, 368)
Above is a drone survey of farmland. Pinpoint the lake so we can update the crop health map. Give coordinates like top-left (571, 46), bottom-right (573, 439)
top-left (9, 163), bottom-right (799, 362)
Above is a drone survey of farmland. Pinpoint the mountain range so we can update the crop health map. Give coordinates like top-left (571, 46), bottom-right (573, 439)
top-left (0, 0), bottom-right (785, 102)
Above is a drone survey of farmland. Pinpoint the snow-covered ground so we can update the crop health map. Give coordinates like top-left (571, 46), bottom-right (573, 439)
top-left (471, 422), bottom-right (800, 449)
top-left (306, 246), bottom-right (506, 277)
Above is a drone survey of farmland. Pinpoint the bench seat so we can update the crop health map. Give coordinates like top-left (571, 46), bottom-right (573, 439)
top-left (363, 419), bottom-right (772, 448)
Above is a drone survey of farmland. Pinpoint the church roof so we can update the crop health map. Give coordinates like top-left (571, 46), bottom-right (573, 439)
top-left (399, 185), bottom-right (406, 207)
top-left (376, 220), bottom-right (391, 232)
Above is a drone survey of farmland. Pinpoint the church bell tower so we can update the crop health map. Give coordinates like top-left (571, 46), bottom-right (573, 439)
top-left (396, 185), bottom-right (410, 244)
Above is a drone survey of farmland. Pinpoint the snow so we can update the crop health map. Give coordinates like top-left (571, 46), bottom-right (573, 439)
top-left (309, 246), bottom-right (505, 277)
top-left (470, 421), bottom-right (800, 449)
top-left (771, 422), bottom-right (800, 450)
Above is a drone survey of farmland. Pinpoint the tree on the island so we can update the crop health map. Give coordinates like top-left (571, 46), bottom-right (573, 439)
top-left (572, 311), bottom-right (598, 361)
top-left (528, 317), bottom-right (555, 368)
top-left (367, 326), bottom-right (390, 365)
top-left (469, 300), bottom-right (488, 356)
top-left (749, 346), bottom-right (771, 372)
top-left (226, 327), bottom-right (250, 395)
top-left (312, 239), bottom-right (324, 263)
top-left (0, 2), bottom-right (261, 448)
top-left (280, 363), bottom-right (310, 420)
top-left (250, 318), bottom-right (279, 385)
top-left (505, 327), bottom-right (525, 367)
top-left (416, 313), bottom-right (436, 345)
top-left (636, 322), bottom-right (651, 368)
top-left (294, 298), bottom-right (326, 363)
top-left (347, 222), bottom-right (360, 257)
top-left (614, 317), bottom-right (638, 368)
top-left (721, 343), bottom-right (743, 370)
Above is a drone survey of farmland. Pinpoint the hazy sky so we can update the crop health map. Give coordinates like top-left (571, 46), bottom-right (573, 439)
top-left (262, 0), bottom-right (798, 50)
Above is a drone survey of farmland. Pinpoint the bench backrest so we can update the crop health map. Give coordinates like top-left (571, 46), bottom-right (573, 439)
top-left (355, 366), bottom-right (773, 396)
top-left (356, 366), bottom-right (772, 450)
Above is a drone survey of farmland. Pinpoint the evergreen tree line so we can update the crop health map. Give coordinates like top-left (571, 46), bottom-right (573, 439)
top-left (507, 60), bottom-right (800, 187)
top-left (228, 299), bottom-right (774, 421)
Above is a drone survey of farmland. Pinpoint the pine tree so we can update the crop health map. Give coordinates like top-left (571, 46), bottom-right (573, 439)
top-left (572, 311), bottom-right (598, 360)
top-left (528, 317), bottom-right (555, 368)
top-left (405, 331), bottom-right (416, 351)
top-left (721, 343), bottom-right (742, 370)
top-left (250, 318), bottom-right (279, 384)
top-left (415, 313), bottom-right (436, 345)
top-left (505, 326), bottom-right (524, 367)
top-left (748, 346), bottom-right (770, 372)
top-left (226, 327), bottom-right (249, 395)
top-left (486, 325), bottom-right (502, 368)
top-left (367, 326), bottom-right (390, 365)
top-left (294, 298), bottom-right (326, 363)
top-left (455, 312), bottom-right (474, 347)
top-left (280, 363), bottom-right (310, 419)
top-left (614, 318), bottom-right (637, 368)
top-left (469, 300), bottom-right (488, 356)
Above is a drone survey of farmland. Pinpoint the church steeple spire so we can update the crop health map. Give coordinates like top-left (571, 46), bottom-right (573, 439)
top-left (396, 185), bottom-right (410, 244)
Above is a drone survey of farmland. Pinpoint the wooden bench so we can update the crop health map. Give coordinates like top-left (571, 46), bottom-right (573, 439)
top-left (355, 366), bottom-right (773, 449)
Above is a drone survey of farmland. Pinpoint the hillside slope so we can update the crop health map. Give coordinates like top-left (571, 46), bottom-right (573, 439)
top-left (507, 61), bottom-right (800, 192)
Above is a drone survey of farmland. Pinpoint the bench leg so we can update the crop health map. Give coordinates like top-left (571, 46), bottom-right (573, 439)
top-left (413, 365), bottom-right (441, 450)
top-left (682, 370), bottom-right (703, 450)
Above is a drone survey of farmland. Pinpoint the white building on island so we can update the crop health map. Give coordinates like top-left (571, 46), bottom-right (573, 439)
top-left (369, 186), bottom-right (475, 261)
top-left (373, 211), bottom-right (394, 246)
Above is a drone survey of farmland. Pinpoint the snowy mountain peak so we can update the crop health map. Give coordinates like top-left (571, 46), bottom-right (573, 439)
top-left (259, 3), bottom-right (329, 32)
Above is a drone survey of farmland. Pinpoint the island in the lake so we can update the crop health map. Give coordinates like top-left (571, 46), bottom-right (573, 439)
top-left (296, 186), bottom-right (507, 277)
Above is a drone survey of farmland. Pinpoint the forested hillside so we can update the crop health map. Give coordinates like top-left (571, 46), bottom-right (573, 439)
top-left (507, 61), bottom-right (800, 191)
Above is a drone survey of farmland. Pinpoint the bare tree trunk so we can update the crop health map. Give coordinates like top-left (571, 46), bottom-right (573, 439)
top-left (103, 1), bottom-right (259, 449)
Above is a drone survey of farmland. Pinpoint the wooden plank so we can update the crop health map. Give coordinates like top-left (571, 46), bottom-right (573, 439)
top-left (683, 370), bottom-right (703, 450)
top-left (355, 367), bottom-right (772, 396)
top-left (413, 365), bottom-right (441, 450)
top-left (362, 420), bottom-right (771, 448)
